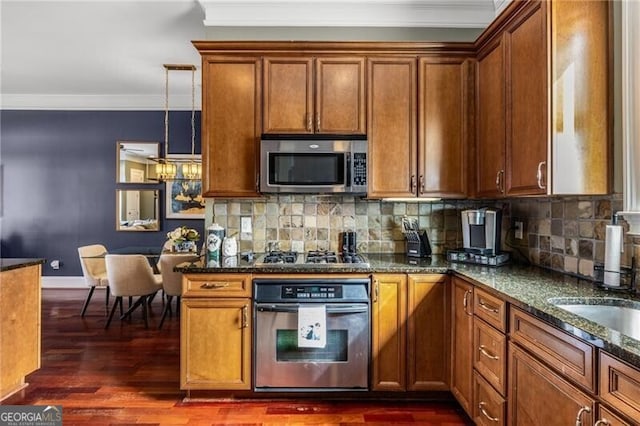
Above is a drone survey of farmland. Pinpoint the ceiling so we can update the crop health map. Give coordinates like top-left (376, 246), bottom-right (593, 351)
top-left (0, 0), bottom-right (506, 110)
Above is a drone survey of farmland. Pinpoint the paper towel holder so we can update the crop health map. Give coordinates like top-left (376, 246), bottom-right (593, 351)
top-left (594, 256), bottom-right (636, 293)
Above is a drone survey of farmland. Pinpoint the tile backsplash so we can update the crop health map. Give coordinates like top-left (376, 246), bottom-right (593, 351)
top-left (207, 193), bottom-right (639, 281)
top-left (206, 196), bottom-right (486, 255)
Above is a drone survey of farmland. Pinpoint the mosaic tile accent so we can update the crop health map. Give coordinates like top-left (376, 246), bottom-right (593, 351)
top-left (205, 195), bottom-right (486, 256)
top-left (506, 194), bottom-right (633, 279)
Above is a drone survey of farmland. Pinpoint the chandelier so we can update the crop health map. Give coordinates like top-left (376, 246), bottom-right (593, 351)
top-left (155, 64), bottom-right (200, 181)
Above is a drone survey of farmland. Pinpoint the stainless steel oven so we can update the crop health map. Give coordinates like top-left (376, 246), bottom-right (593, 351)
top-left (253, 278), bottom-right (370, 391)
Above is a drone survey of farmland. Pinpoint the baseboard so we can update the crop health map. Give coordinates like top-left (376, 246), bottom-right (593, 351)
top-left (41, 276), bottom-right (88, 289)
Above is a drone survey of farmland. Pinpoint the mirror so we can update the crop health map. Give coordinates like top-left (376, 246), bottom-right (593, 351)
top-left (117, 141), bottom-right (159, 183)
top-left (116, 189), bottom-right (160, 231)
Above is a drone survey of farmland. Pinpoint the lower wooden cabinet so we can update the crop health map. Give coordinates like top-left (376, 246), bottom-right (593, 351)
top-left (599, 352), bottom-right (640, 423)
top-left (473, 370), bottom-right (506, 426)
top-left (508, 342), bottom-right (595, 425)
top-left (596, 404), bottom-right (633, 426)
top-left (181, 274), bottom-right (252, 390)
top-left (371, 273), bottom-right (449, 391)
top-left (450, 276), bottom-right (474, 414)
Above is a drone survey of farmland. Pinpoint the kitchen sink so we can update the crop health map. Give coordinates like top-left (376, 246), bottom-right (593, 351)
top-left (547, 297), bottom-right (640, 341)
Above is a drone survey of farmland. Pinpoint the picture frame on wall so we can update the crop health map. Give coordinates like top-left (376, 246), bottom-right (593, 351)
top-left (165, 154), bottom-right (205, 219)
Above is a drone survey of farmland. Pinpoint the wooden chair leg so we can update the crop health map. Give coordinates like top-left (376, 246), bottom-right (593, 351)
top-left (158, 296), bottom-right (173, 329)
top-left (142, 296), bottom-right (149, 329)
top-left (105, 297), bottom-right (122, 329)
top-left (104, 286), bottom-right (110, 316)
top-left (81, 286), bottom-right (96, 317)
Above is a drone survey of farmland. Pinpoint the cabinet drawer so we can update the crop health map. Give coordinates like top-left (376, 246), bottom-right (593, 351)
top-left (599, 352), bottom-right (640, 422)
top-left (473, 370), bottom-right (506, 426)
top-left (474, 287), bottom-right (507, 332)
top-left (473, 317), bottom-right (507, 396)
top-left (510, 306), bottom-right (595, 392)
top-left (183, 274), bottom-right (251, 298)
top-left (597, 404), bottom-right (632, 426)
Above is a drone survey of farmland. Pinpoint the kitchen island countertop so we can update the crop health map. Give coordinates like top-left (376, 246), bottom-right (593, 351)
top-left (176, 253), bottom-right (640, 368)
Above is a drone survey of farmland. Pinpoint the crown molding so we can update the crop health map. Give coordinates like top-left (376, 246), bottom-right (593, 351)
top-left (0, 94), bottom-right (202, 111)
top-left (198, 0), bottom-right (496, 28)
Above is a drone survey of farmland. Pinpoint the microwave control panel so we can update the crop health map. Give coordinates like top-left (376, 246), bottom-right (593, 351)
top-left (352, 153), bottom-right (367, 186)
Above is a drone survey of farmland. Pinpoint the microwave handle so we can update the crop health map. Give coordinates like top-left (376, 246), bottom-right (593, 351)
top-left (346, 153), bottom-right (352, 188)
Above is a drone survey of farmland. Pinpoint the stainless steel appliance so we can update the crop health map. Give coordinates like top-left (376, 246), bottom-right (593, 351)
top-left (255, 250), bottom-right (369, 267)
top-left (253, 278), bottom-right (370, 391)
top-left (461, 208), bottom-right (502, 255)
top-left (260, 134), bottom-right (367, 194)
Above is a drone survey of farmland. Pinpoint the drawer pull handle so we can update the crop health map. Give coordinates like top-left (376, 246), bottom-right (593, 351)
top-left (242, 305), bottom-right (248, 328)
top-left (479, 300), bottom-right (499, 314)
top-left (479, 345), bottom-right (499, 360)
top-left (594, 420), bottom-right (610, 426)
top-left (200, 282), bottom-right (229, 289)
top-left (478, 402), bottom-right (499, 422)
top-left (373, 279), bottom-right (379, 303)
top-left (575, 406), bottom-right (591, 426)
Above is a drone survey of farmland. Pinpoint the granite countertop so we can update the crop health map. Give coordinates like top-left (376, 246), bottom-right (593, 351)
top-left (176, 253), bottom-right (640, 368)
top-left (0, 258), bottom-right (45, 273)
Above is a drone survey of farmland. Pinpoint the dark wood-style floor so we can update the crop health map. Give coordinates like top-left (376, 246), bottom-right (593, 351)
top-left (4, 288), bottom-right (473, 425)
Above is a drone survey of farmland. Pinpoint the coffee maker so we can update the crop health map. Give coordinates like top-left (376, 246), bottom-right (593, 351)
top-left (461, 208), bottom-right (502, 255)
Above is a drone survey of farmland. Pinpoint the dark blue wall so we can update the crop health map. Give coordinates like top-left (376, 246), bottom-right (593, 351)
top-left (0, 110), bottom-right (204, 276)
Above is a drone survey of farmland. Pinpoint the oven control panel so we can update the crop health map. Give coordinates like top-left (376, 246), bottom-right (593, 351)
top-left (282, 285), bottom-right (343, 299)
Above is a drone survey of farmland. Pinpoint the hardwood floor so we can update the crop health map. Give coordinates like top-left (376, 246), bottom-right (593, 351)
top-left (4, 288), bottom-right (473, 425)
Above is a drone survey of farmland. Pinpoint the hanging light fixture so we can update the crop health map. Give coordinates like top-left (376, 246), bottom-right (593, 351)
top-left (155, 64), bottom-right (178, 181)
top-left (181, 65), bottom-right (201, 180)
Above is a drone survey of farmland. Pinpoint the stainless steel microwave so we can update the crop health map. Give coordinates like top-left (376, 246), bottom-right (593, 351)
top-left (260, 135), bottom-right (368, 194)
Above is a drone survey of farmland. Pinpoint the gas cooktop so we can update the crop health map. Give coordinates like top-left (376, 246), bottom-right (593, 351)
top-left (255, 250), bottom-right (370, 267)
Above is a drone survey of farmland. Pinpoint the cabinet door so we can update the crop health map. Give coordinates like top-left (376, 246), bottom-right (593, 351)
top-left (181, 298), bottom-right (251, 390)
top-left (451, 276), bottom-right (474, 415)
top-left (367, 57), bottom-right (417, 198)
top-left (508, 343), bottom-right (595, 426)
top-left (263, 57), bottom-right (314, 134)
top-left (316, 57), bottom-right (366, 134)
top-left (418, 57), bottom-right (469, 198)
top-left (407, 274), bottom-right (449, 391)
top-left (201, 56), bottom-right (261, 197)
top-left (505, 1), bottom-right (547, 196)
top-left (371, 273), bottom-right (407, 391)
top-left (476, 36), bottom-right (506, 198)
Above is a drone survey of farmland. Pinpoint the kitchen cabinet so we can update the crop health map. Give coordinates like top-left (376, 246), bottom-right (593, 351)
top-left (181, 274), bottom-right (251, 390)
top-left (508, 342), bottom-right (595, 425)
top-left (0, 262), bottom-right (41, 400)
top-left (263, 57), bottom-right (365, 134)
top-left (450, 276), bottom-right (474, 414)
top-left (599, 352), bottom-right (640, 423)
top-left (475, 0), bottom-right (610, 197)
top-left (371, 273), bottom-right (449, 391)
top-left (417, 57), bottom-right (471, 198)
top-left (200, 56), bottom-right (262, 198)
top-left (367, 57), bottom-right (417, 198)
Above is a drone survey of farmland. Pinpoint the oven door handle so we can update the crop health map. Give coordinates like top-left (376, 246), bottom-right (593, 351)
top-left (256, 304), bottom-right (368, 314)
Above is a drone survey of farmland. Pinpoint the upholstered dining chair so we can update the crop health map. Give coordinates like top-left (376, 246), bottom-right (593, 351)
top-left (77, 244), bottom-right (110, 317)
top-left (157, 253), bottom-right (199, 329)
top-left (104, 254), bottom-right (163, 329)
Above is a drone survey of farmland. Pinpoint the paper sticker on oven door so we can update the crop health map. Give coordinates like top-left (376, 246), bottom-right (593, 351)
top-left (298, 305), bottom-right (326, 348)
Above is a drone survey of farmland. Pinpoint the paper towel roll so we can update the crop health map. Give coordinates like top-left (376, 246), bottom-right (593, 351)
top-left (604, 224), bottom-right (623, 287)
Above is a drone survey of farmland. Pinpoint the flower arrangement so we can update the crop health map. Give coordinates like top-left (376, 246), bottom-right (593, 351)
top-left (167, 226), bottom-right (200, 244)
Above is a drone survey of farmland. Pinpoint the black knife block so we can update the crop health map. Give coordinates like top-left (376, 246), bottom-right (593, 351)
top-left (405, 231), bottom-right (432, 258)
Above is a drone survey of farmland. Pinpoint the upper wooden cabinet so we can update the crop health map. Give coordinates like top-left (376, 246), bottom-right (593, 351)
top-left (200, 55), bottom-right (262, 197)
top-left (263, 57), bottom-right (366, 134)
top-left (475, 0), bottom-right (610, 197)
top-left (367, 57), bottom-right (417, 198)
top-left (418, 57), bottom-right (471, 198)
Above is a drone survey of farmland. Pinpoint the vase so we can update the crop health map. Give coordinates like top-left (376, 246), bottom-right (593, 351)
top-left (173, 241), bottom-right (196, 253)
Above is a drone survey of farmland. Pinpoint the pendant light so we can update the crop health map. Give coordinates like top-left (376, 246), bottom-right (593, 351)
top-left (155, 64), bottom-right (199, 181)
top-left (181, 65), bottom-right (201, 180)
